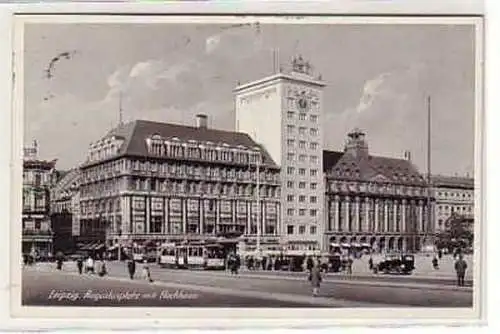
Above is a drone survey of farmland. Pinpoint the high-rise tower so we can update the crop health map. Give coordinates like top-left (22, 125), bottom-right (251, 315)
top-left (234, 55), bottom-right (327, 251)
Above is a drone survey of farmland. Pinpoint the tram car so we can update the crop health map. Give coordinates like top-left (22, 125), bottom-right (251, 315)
top-left (159, 241), bottom-right (226, 270)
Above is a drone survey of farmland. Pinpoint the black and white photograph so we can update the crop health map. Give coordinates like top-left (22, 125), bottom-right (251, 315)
top-left (9, 12), bottom-right (484, 322)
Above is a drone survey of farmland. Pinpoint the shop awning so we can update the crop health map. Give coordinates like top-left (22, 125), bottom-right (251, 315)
top-left (330, 243), bottom-right (340, 247)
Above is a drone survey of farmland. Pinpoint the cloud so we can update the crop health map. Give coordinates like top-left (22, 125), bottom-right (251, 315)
top-left (356, 72), bottom-right (392, 114)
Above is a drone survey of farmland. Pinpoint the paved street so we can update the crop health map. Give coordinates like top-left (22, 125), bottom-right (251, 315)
top-left (24, 261), bottom-right (473, 307)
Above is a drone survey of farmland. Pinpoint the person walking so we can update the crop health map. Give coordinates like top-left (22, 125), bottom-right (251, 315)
top-left (142, 263), bottom-right (153, 282)
top-left (347, 257), bottom-right (353, 275)
top-left (127, 259), bottom-right (136, 280)
top-left (454, 254), bottom-right (468, 287)
top-left (432, 256), bottom-right (439, 270)
top-left (368, 256), bottom-right (374, 270)
top-left (308, 260), bottom-right (322, 297)
top-left (98, 260), bottom-right (108, 277)
top-left (86, 256), bottom-right (95, 274)
top-left (76, 257), bottom-right (83, 274)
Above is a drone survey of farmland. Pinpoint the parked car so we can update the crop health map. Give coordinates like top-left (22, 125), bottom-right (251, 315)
top-left (374, 254), bottom-right (415, 275)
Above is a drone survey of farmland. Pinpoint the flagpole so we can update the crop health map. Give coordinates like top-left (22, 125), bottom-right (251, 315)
top-left (426, 96), bottom-right (432, 250)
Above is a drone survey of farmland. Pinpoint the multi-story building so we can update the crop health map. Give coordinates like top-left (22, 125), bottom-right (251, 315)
top-left (50, 168), bottom-right (81, 253)
top-left (79, 115), bottom-right (281, 254)
top-left (234, 55), bottom-right (326, 251)
top-left (323, 129), bottom-right (434, 253)
top-left (431, 175), bottom-right (474, 233)
top-left (22, 140), bottom-right (56, 256)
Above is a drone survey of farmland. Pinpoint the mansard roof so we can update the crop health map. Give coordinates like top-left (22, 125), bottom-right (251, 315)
top-left (325, 150), bottom-right (426, 186)
top-left (84, 120), bottom-right (278, 168)
top-left (431, 175), bottom-right (474, 189)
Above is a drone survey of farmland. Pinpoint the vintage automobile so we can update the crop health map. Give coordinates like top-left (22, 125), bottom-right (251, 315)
top-left (373, 254), bottom-right (415, 275)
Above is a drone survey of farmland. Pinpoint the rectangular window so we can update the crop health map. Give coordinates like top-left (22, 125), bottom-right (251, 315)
top-left (287, 195), bottom-right (294, 202)
top-left (287, 181), bottom-right (294, 188)
top-left (299, 195), bottom-right (306, 202)
top-left (310, 196), bottom-right (317, 204)
top-left (287, 139), bottom-right (295, 146)
top-left (310, 128), bottom-right (318, 136)
top-left (310, 169), bottom-right (318, 177)
top-left (287, 125), bottom-right (295, 134)
top-left (310, 115), bottom-right (318, 122)
top-left (299, 155), bottom-right (306, 162)
top-left (310, 209), bottom-right (317, 216)
top-left (287, 153), bottom-right (295, 161)
top-left (287, 167), bottom-right (295, 174)
top-left (310, 183), bottom-right (317, 190)
top-left (310, 155), bottom-right (318, 163)
top-left (299, 141), bottom-right (306, 149)
top-left (299, 209), bottom-right (306, 216)
top-left (287, 111), bottom-right (294, 119)
top-left (310, 226), bottom-right (317, 235)
top-left (299, 225), bottom-right (306, 234)
top-left (299, 127), bottom-right (307, 135)
top-left (287, 225), bottom-right (294, 235)
top-left (299, 168), bottom-right (306, 175)
top-left (287, 208), bottom-right (294, 216)
top-left (299, 182), bottom-right (306, 189)
top-left (299, 113), bottom-right (306, 120)
top-left (310, 142), bottom-right (318, 150)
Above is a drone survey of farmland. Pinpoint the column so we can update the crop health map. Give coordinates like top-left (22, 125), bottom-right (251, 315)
top-left (163, 197), bottom-right (168, 234)
top-left (374, 200), bottom-right (379, 233)
top-left (393, 200), bottom-right (398, 233)
top-left (199, 199), bottom-right (204, 235)
top-left (122, 196), bottom-right (130, 235)
top-left (334, 196), bottom-right (340, 231)
top-left (354, 197), bottom-right (360, 233)
top-left (345, 197), bottom-right (350, 233)
top-left (364, 198), bottom-right (370, 232)
top-left (182, 199), bottom-right (188, 234)
top-left (145, 195), bottom-right (151, 234)
top-left (418, 200), bottom-right (424, 234)
top-left (215, 199), bottom-right (220, 235)
top-left (401, 199), bottom-right (407, 234)
top-left (246, 201), bottom-right (251, 235)
top-left (384, 200), bottom-right (389, 233)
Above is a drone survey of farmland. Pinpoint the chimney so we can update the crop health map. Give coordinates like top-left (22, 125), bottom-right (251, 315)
top-left (196, 114), bottom-right (208, 129)
top-left (404, 150), bottom-right (411, 161)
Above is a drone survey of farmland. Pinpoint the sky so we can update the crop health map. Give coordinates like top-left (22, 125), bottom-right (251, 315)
top-left (22, 21), bottom-right (476, 176)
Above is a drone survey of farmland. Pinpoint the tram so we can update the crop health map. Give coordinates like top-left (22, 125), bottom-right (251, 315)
top-left (159, 241), bottom-right (226, 270)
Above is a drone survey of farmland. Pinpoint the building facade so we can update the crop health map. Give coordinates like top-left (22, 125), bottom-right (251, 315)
top-left (234, 55), bottom-right (326, 251)
top-left (324, 129), bottom-right (434, 253)
top-left (22, 140), bottom-right (56, 256)
top-left (79, 116), bottom-right (281, 254)
top-left (50, 168), bottom-right (81, 253)
top-left (431, 175), bottom-right (474, 233)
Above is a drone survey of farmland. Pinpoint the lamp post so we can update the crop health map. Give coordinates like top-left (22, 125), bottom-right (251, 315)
top-left (253, 147), bottom-right (262, 255)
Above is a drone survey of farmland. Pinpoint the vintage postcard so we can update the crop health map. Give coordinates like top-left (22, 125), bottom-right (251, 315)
top-left (7, 9), bottom-right (484, 329)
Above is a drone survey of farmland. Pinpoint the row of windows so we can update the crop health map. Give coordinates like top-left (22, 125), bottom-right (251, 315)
top-left (286, 167), bottom-right (319, 177)
top-left (287, 225), bottom-right (317, 235)
top-left (438, 205), bottom-right (473, 213)
top-left (287, 195), bottom-right (318, 203)
top-left (437, 191), bottom-right (473, 199)
top-left (286, 181), bottom-right (318, 190)
top-left (286, 153), bottom-right (319, 163)
top-left (286, 125), bottom-right (319, 136)
top-left (286, 139), bottom-right (319, 150)
top-left (287, 111), bottom-right (319, 123)
top-left (286, 208), bottom-right (318, 217)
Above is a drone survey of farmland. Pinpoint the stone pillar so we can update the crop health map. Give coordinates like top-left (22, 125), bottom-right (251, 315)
top-left (393, 200), bottom-right (398, 233)
top-left (345, 197), bottom-right (350, 233)
top-left (247, 201), bottom-right (251, 235)
top-left (199, 199), bottom-right (204, 235)
top-left (334, 196), bottom-right (340, 231)
top-left (364, 198), bottom-right (370, 232)
top-left (163, 197), bottom-right (168, 234)
top-left (145, 195), bottom-right (151, 234)
top-left (374, 200), bottom-right (379, 233)
top-left (215, 199), bottom-right (220, 235)
top-left (401, 199), bottom-right (407, 233)
top-left (384, 200), bottom-right (389, 233)
top-left (418, 200), bottom-right (424, 234)
top-left (182, 199), bottom-right (188, 234)
top-left (354, 197), bottom-right (360, 233)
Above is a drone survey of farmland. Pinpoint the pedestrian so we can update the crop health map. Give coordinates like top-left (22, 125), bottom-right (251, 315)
top-left (454, 254), bottom-right (468, 287)
top-left (347, 257), bottom-right (353, 275)
top-left (432, 256), bottom-right (439, 270)
top-left (127, 259), bottom-right (136, 280)
top-left (308, 259), bottom-right (322, 297)
top-left (261, 256), bottom-right (267, 271)
top-left (368, 256), bottom-right (374, 270)
top-left (306, 256), bottom-right (314, 272)
top-left (98, 260), bottom-right (107, 277)
top-left (76, 257), bottom-right (83, 275)
top-left (86, 256), bottom-right (95, 274)
top-left (142, 264), bottom-right (153, 282)
top-left (438, 249), bottom-right (443, 259)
